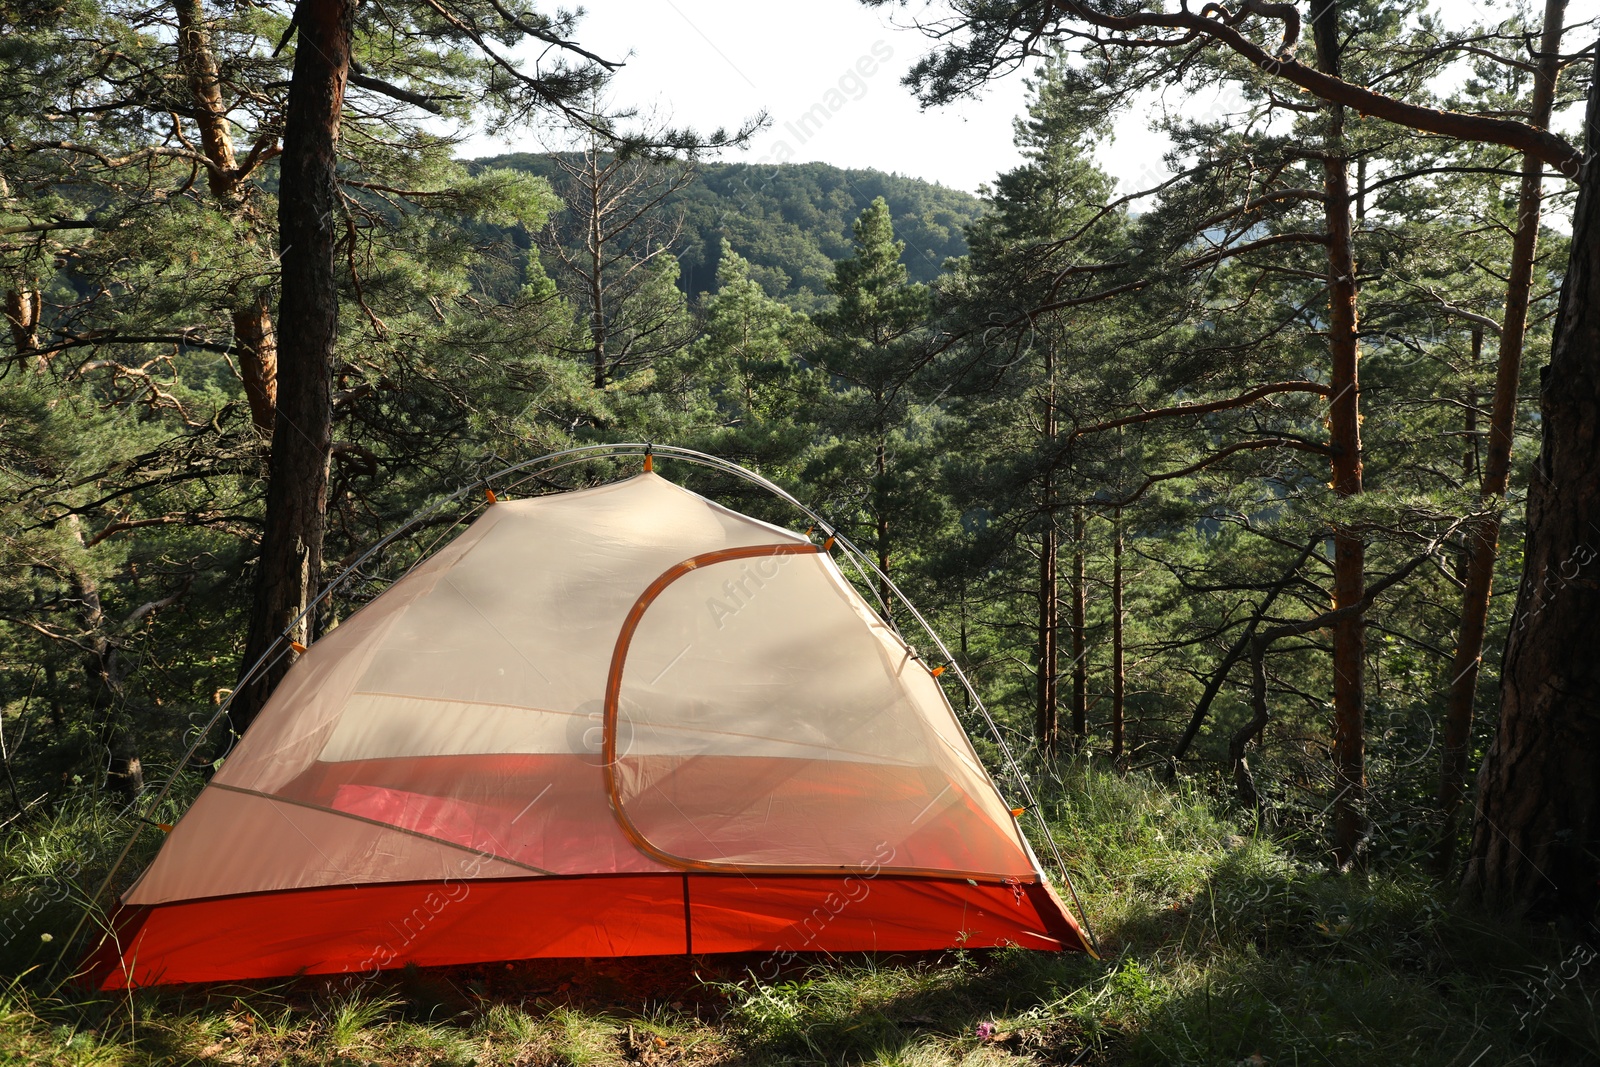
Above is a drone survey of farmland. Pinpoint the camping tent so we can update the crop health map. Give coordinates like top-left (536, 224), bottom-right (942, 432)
top-left (90, 470), bottom-right (1088, 987)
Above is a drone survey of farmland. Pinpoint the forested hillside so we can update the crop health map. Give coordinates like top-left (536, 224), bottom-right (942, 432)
top-left (4, 0), bottom-right (1600, 1062)
top-left (474, 155), bottom-right (985, 309)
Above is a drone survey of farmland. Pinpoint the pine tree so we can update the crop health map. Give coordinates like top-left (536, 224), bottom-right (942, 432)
top-left (808, 198), bottom-right (932, 618)
top-left (692, 242), bottom-right (820, 464)
top-left (938, 51), bottom-right (1129, 756)
top-left (538, 140), bottom-right (699, 393)
top-left (877, 0), bottom-right (1595, 905)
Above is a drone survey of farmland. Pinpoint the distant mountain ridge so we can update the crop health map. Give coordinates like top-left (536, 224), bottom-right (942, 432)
top-left (474, 155), bottom-right (986, 311)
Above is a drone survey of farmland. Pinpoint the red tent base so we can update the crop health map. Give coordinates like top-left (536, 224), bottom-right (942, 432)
top-left (86, 872), bottom-right (1087, 989)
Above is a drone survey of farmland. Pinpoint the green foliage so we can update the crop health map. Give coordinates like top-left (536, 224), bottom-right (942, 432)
top-left (799, 197), bottom-right (945, 610)
top-left (0, 0), bottom-right (619, 794)
top-left (660, 241), bottom-right (823, 467)
top-left (479, 155), bottom-right (985, 310)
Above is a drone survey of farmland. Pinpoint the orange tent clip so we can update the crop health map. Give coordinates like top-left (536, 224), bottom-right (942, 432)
top-left (289, 641), bottom-right (307, 655)
top-left (930, 665), bottom-right (946, 678)
top-left (485, 489), bottom-right (498, 504)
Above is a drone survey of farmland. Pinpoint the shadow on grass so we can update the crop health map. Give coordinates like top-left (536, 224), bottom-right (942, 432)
top-left (1100, 843), bottom-right (1600, 1067)
top-left (711, 948), bottom-right (1121, 1066)
top-left (4, 948), bottom-right (1118, 1067)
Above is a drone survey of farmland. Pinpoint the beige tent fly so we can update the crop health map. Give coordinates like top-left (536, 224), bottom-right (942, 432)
top-left (88, 461), bottom-right (1089, 987)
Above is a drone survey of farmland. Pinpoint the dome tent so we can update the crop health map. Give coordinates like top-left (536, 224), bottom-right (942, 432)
top-left (85, 448), bottom-right (1091, 988)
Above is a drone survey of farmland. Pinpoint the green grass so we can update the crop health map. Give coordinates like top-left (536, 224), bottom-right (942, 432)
top-left (2, 767), bottom-right (1597, 1065)
top-left (0, 784), bottom-right (195, 980)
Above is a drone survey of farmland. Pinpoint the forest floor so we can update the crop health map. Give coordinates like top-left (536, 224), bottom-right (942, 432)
top-left (1, 765), bottom-right (1597, 1066)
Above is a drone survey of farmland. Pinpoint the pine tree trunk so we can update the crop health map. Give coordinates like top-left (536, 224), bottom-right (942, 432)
top-left (1436, 0), bottom-right (1566, 878)
top-left (5, 285), bottom-right (40, 358)
top-left (1071, 506), bottom-right (1087, 741)
top-left (1038, 527), bottom-right (1059, 755)
top-left (1460, 68), bottom-right (1600, 926)
top-left (1111, 506), bottom-right (1124, 762)
top-left (589, 154), bottom-right (608, 389)
top-left (231, 0), bottom-right (352, 735)
top-left (1036, 344), bottom-right (1060, 756)
top-left (3, 192), bottom-right (42, 366)
top-left (1458, 326), bottom-right (1484, 579)
top-left (175, 0), bottom-right (279, 434)
top-left (1313, 0), bottom-right (1369, 868)
top-left (875, 433), bottom-right (892, 619)
top-left (1451, 326), bottom-right (1481, 591)
top-left (233, 295), bottom-right (279, 433)
top-left (0, 180), bottom-right (38, 366)
top-left (174, 0), bottom-right (236, 181)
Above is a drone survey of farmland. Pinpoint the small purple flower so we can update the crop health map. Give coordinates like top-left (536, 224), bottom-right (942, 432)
top-left (975, 1022), bottom-right (997, 1041)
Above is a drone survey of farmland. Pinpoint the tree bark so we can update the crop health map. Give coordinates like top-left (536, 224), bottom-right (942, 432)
top-left (1436, 0), bottom-right (1567, 879)
top-left (1311, 0), bottom-right (1368, 869)
top-left (1111, 505), bottom-right (1124, 761)
top-left (3, 187), bottom-right (42, 366)
top-left (230, 0), bottom-right (351, 735)
top-left (588, 152), bottom-right (608, 389)
top-left (1070, 506), bottom-right (1087, 742)
top-left (875, 431), bottom-right (892, 619)
top-left (5, 285), bottom-right (40, 360)
top-left (1450, 325), bottom-right (1481, 583)
top-left (232, 294), bottom-right (279, 432)
top-left (1460, 68), bottom-right (1600, 926)
top-left (174, 0), bottom-right (237, 189)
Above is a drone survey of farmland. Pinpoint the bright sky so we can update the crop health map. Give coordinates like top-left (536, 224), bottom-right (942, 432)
top-left (465, 1), bottom-right (1035, 193)
top-left (462, 1), bottom-right (1598, 198)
